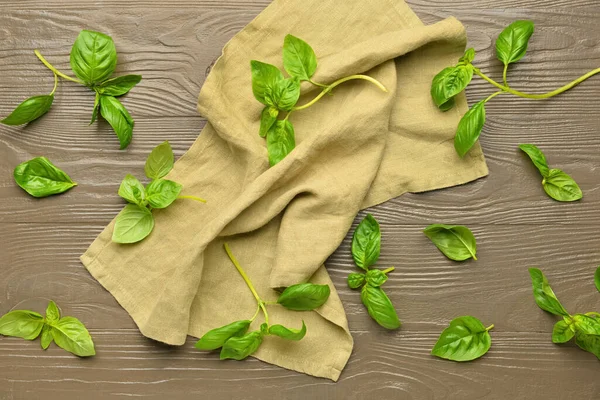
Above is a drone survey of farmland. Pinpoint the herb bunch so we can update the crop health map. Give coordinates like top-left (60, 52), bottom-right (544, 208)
top-left (251, 35), bottom-right (387, 166)
top-left (194, 243), bottom-right (331, 360)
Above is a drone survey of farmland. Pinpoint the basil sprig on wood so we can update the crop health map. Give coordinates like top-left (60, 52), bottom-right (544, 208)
top-left (423, 224), bottom-right (478, 261)
top-left (431, 316), bottom-right (493, 362)
top-left (14, 157), bottom-right (77, 198)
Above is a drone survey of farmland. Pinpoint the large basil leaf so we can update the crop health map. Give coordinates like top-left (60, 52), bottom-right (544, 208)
top-left (431, 65), bottom-right (473, 111)
top-left (366, 269), bottom-right (388, 287)
top-left (1, 94), bottom-right (54, 125)
top-left (277, 283), bottom-right (331, 311)
top-left (572, 314), bottom-right (600, 335)
top-left (0, 310), bottom-right (44, 340)
top-left (14, 157), bottom-right (77, 198)
top-left (519, 144), bottom-right (550, 177)
top-left (220, 331), bottom-right (263, 360)
top-left (259, 106), bottom-right (279, 138)
top-left (542, 169), bottom-right (582, 202)
top-left (45, 301), bottom-right (60, 324)
top-left (250, 60), bottom-right (284, 106)
top-left (99, 95), bottom-right (134, 149)
top-left (575, 332), bottom-right (600, 360)
top-left (145, 141), bottom-right (174, 180)
top-left (112, 204), bottom-right (155, 244)
top-left (51, 316), bottom-right (95, 357)
top-left (454, 100), bottom-right (486, 157)
top-left (283, 35), bottom-right (317, 81)
top-left (269, 321), bottom-right (307, 341)
top-left (118, 174), bottom-right (146, 206)
top-left (194, 320), bottom-right (251, 351)
top-left (348, 273), bottom-right (366, 289)
top-left (271, 78), bottom-right (301, 111)
top-left (552, 319), bottom-right (575, 344)
top-left (423, 224), bottom-right (477, 261)
top-left (40, 324), bottom-right (53, 350)
top-left (145, 179), bottom-right (182, 209)
top-left (360, 285), bottom-right (400, 330)
top-left (431, 316), bottom-right (492, 362)
top-left (496, 21), bottom-right (535, 65)
top-left (70, 30), bottom-right (117, 86)
top-left (97, 74), bottom-right (142, 96)
top-left (351, 214), bottom-right (381, 270)
top-left (267, 119), bottom-right (296, 167)
top-left (595, 266), bottom-right (600, 293)
top-left (528, 268), bottom-right (569, 316)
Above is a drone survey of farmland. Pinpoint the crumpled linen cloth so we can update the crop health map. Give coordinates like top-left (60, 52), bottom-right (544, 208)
top-left (81, 0), bottom-right (488, 381)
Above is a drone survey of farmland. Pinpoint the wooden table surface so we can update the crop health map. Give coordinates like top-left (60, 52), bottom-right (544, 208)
top-left (1, 1), bottom-right (600, 399)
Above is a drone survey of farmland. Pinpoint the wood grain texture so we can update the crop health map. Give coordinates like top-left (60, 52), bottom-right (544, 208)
top-left (1, 1), bottom-right (600, 399)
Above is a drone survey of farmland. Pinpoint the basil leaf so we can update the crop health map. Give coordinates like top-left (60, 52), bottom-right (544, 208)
top-left (0, 310), bottom-right (44, 340)
top-left (118, 174), bottom-right (146, 206)
top-left (194, 320), bottom-right (251, 351)
top-left (112, 204), bottom-right (155, 244)
top-left (519, 143), bottom-right (550, 177)
top-left (454, 100), bottom-right (486, 157)
top-left (348, 273), bottom-right (366, 289)
top-left (431, 316), bottom-right (492, 362)
top-left (145, 179), bottom-right (182, 209)
top-left (220, 331), bottom-right (263, 360)
top-left (267, 119), bottom-right (296, 167)
top-left (528, 268), bottom-right (569, 316)
top-left (260, 323), bottom-right (269, 335)
top-left (283, 35), bottom-right (317, 81)
top-left (552, 319), bottom-right (575, 344)
top-left (51, 316), bottom-right (95, 357)
top-left (431, 65), bottom-right (473, 110)
top-left (70, 30), bottom-right (117, 86)
top-left (90, 91), bottom-right (100, 125)
top-left (575, 332), bottom-right (600, 360)
top-left (496, 20), bottom-right (535, 65)
top-left (250, 60), bottom-right (284, 106)
top-left (14, 157), bottom-right (77, 198)
top-left (366, 269), bottom-right (388, 287)
top-left (97, 74), bottom-right (142, 97)
top-left (595, 266), bottom-right (600, 293)
top-left (271, 77), bottom-right (301, 111)
top-left (45, 301), bottom-right (60, 324)
top-left (259, 106), bottom-right (279, 138)
top-left (573, 314), bottom-right (600, 335)
top-left (268, 320), bottom-right (307, 341)
top-left (351, 214), bottom-right (381, 270)
top-left (99, 95), bottom-right (134, 149)
top-left (40, 324), bottom-right (53, 350)
top-left (277, 283), bottom-right (330, 311)
top-left (1, 94), bottom-right (54, 125)
top-left (542, 169), bottom-right (582, 202)
top-left (145, 141), bottom-right (174, 180)
top-left (423, 224), bottom-right (477, 261)
top-left (360, 285), bottom-right (400, 330)
top-left (459, 48), bottom-right (475, 65)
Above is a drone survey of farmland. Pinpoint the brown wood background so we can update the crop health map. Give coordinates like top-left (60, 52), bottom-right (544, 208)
top-left (1, 1), bottom-right (600, 399)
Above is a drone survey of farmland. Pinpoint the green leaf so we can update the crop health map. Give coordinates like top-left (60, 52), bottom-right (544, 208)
top-left (431, 316), bottom-right (492, 362)
top-left (220, 331), bottom-right (263, 360)
top-left (423, 224), bottom-right (477, 261)
top-left (347, 273), bottom-right (366, 289)
top-left (97, 74), bottom-right (142, 96)
top-left (351, 214), bottom-right (381, 270)
top-left (459, 48), bottom-right (476, 64)
top-left (519, 143), bottom-right (550, 177)
top-left (542, 169), bottom-right (582, 202)
top-left (528, 268), bottom-right (569, 316)
top-left (99, 95), bottom-right (134, 149)
top-left (145, 141), bottom-right (174, 180)
top-left (194, 320), bottom-right (251, 351)
top-left (575, 332), bottom-right (600, 360)
top-left (268, 320), bottom-right (307, 341)
top-left (360, 285), bottom-right (400, 330)
top-left (90, 91), bottom-right (100, 125)
top-left (552, 318), bottom-right (575, 344)
top-left (70, 30), bottom-right (117, 86)
top-left (573, 314), bottom-right (600, 335)
top-left (40, 324), bottom-right (53, 350)
top-left (0, 310), bottom-right (44, 340)
top-left (14, 157), bottom-right (77, 198)
top-left (259, 107), bottom-right (278, 138)
top-left (431, 65), bottom-right (473, 111)
top-left (277, 283), bottom-right (331, 311)
top-left (283, 35), bottom-right (317, 81)
top-left (51, 316), bottom-right (95, 357)
top-left (267, 119), bottom-right (296, 167)
top-left (496, 20), bottom-right (535, 65)
top-left (454, 100), bottom-right (486, 157)
top-left (271, 78), bottom-right (301, 111)
top-left (45, 301), bottom-right (60, 324)
top-left (112, 204), bottom-right (155, 244)
top-left (1, 94), bottom-right (54, 125)
top-left (145, 179), bottom-right (182, 209)
top-left (118, 174), bottom-right (146, 206)
top-left (260, 323), bottom-right (269, 335)
top-left (366, 269), bottom-right (388, 287)
top-left (250, 60), bottom-right (284, 106)
top-left (595, 266), bottom-right (600, 293)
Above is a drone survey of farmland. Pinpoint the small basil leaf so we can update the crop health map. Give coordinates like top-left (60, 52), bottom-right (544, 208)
top-left (260, 323), bottom-right (269, 335)
top-left (283, 35), bottom-right (317, 81)
top-left (519, 143), bottom-right (550, 177)
top-left (360, 285), bottom-right (400, 330)
top-left (595, 266), bottom-right (600, 293)
top-left (528, 268), bottom-right (569, 317)
top-left (14, 157), bottom-right (77, 198)
top-left (259, 106), bottom-right (278, 138)
top-left (269, 321), bottom-right (307, 341)
top-left (542, 169), bottom-right (582, 202)
top-left (575, 332), bottom-right (600, 360)
top-left (423, 224), bottom-right (477, 261)
top-left (112, 204), bottom-right (155, 244)
top-left (194, 320), bottom-right (251, 351)
top-left (271, 77), bottom-right (301, 111)
top-left (496, 20), bottom-right (535, 65)
top-left (90, 91), bottom-right (100, 125)
top-left (365, 269), bottom-right (388, 287)
top-left (0, 310), bottom-right (44, 340)
top-left (459, 48), bottom-right (476, 64)
top-left (347, 273), bottom-right (366, 289)
top-left (51, 316), bottom-right (95, 357)
top-left (40, 324), bottom-right (53, 350)
top-left (1, 94), bottom-right (54, 125)
top-left (431, 316), bottom-right (492, 362)
top-left (70, 30), bottom-right (117, 86)
top-left (454, 100), bottom-right (486, 157)
top-left (552, 318), bottom-right (575, 344)
top-left (250, 60), bottom-right (284, 106)
top-left (45, 301), bottom-right (60, 324)
top-left (431, 65), bottom-right (473, 111)
top-left (99, 95), bottom-right (134, 150)
top-left (220, 331), bottom-right (263, 360)
top-left (277, 283), bottom-right (331, 311)
top-left (572, 314), bottom-right (600, 335)
top-left (145, 179), bottom-right (182, 209)
top-left (118, 174), bottom-right (146, 206)
top-left (145, 141), bottom-right (175, 180)
top-left (97, 75), bottom-right (142, 96)
top-left (351, 214), bottom-right (381, 270)
top-left (267, 119), bottom-right (296, 167)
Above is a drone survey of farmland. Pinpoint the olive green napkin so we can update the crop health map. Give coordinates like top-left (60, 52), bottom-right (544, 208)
top-left (81, 0), bottom-right (488, 381)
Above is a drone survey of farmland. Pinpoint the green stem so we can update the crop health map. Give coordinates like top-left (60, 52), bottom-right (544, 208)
top-left (486, 324), bottom-right (494, 331)
top-left (484, 91), bottom-right (504, 103)
top-left (381, 267), bottom-right (395, 274)
top-left (49, 73), bottom-right (58, 96)
top-left (250, 304), bottom-right (261, 322)
top-left (34, 50), bottom-right (83, 84)
top-left (502, 64), bottom-right (508, 87)
top-left (309, 79), bottom-right (329, 89)
top-left (586, 312), bottom-right (600, 318)
top-left (178, 195), bottom-right (207, 203)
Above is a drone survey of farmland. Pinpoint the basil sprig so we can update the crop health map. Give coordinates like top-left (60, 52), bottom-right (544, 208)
top-left (14, 157), bottom-right (77, 198)
top-left (348, 214), bottom-right (400, 330)
top-left (0, 301), bottom-right (95, 357)
top-left (112, 141), bottom-right (206, 244)
top-left (423, 224), bottom-right (478, 261)
top-left (431, 316), bottom-right (493, 362)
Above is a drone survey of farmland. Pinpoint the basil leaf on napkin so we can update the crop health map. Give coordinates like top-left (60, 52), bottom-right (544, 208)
top-left (70, 30), bottom-right (117, 86)
top-left (267, 119), bottom-right (296, 167)
top-left (220, 331), bottom-right (263, 360)
top-left (118, 174), bottom-right (147, 206)
top-left (277, 283), bottom-right (331, 311)
top-left (348, 273), bottom-right (366, 289)
top-left (271, 77), bottom-right (301, 111)
top-left (195, 320), bottom-right (251, 351)
top-left (283, 34), bottom-right (317, 81)
top-left (14, 157), bottom-right (77, 198)
top-left (259, 106), bottom-right (279, 138)
top-left (97, 74), bottom-right (142, 96)
top-left (51, 316), bottom-right (96, 357)
top-left (360, 285), bottom-right (400, 330)
top-left (1, 95), bottom-right (54, 125)
top-left (99, 95), bottom-right (134, 150)
top-left (0, 310), bottom-right (44, 340)
top-left (146, 179), bottom-right (183, 209)
top-left (454, 100), bottom-right (486, 158)
top-left (430, 64), bottom-right (473, 110)
top-left (423, 224), bottom-right (477, 261)
top-left (269, 321), bottom-right (307, 341)
top-left (145, 141), bottom-right (175, 180)
top-left (351, 214), bottom-right (381, 270)
top-left (528, 268), bottom-right (569, 316)
top-left (112, 204), bottom-right (155, 244)
top-left (496, 20), bottom-right (535, 66)
top-left (431, 316), bottom-right (493, 362)
top-left (250, 60), bottom-right (284, 106)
